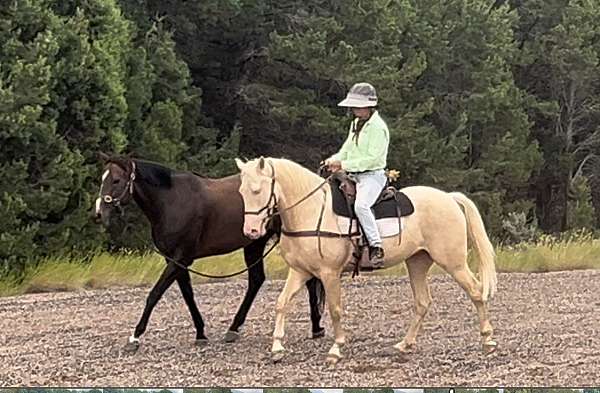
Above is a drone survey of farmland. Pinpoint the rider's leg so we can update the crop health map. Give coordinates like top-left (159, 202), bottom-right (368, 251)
top-left (354, 170), bottom-right (387, 266)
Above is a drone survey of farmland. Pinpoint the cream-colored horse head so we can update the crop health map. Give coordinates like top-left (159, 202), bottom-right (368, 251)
top-left (236, 157), bottom-right (276, 239)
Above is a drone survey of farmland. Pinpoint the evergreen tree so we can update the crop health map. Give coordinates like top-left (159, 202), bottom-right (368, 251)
top-left (0, 0), bottom-right (88, 271)
top-left (1, 0), bottom-right (233, 268)
top-left (510, 0), bottom-right (600, 231)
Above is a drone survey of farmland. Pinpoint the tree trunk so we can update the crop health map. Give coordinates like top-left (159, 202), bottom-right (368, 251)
top-left (535, 170), bottom-right (568, 233)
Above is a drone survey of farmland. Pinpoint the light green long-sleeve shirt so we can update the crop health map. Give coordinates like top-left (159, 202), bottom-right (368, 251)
top-left (330, 111), bottom-right (389, 172)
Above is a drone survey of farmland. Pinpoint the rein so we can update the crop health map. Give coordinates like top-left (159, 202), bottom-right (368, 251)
top-left (154, 238), bottom-right (280, 279)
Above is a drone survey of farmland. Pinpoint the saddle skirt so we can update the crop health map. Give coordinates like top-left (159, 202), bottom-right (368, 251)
top-left (328, 171), bottom-right (415, 238)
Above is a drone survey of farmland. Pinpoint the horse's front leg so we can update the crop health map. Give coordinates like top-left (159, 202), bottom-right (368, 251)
top-left (321, 271), bottom-right (346, 365)
top-left (175, 266), bottom-right (208, 345)
top-left (125, 261), bottom-right (179, 352)
top-left (271, 268), bottom-right (311, 363)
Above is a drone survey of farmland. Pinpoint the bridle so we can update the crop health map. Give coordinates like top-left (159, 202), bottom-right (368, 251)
top-left (243, 161), bottom-right (329, 224)
top-left (101, 161), bottom-right (137, 207)
top-left (243, 161), bottom-right (278, 222)
top-left (241, 159), bottom-right (361, 270)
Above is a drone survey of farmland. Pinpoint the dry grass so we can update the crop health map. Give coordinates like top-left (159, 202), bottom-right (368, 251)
top-left (1, 232), bottom-right (599, 297)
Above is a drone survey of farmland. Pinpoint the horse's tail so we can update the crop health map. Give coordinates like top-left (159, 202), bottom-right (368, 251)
top-left (451, 192), bottom-right (497, 301)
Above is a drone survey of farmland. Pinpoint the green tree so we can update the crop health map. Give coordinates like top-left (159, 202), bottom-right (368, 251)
top-left (0, 0), bottom-right (89, 271)
top-left (510, 0), bottom-right (600, 231)
top-left (118, 0), bottom-right (241, 176)
top-left (1, 0), bottom-right (233, 269)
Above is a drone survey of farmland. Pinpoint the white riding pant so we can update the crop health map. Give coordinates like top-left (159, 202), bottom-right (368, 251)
top-left (352, 169), bottom-right (387, 247)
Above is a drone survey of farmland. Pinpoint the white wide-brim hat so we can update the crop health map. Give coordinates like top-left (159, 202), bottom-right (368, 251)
top-left (338, 82), bottom-right (378, 107)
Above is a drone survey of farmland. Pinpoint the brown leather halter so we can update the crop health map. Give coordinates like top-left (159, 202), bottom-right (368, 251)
top-left (101, 161), bottom-right (137, 207)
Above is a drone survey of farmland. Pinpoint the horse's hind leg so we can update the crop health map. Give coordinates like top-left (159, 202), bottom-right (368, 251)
top-left (306, 277), bottom-right (325, 338)
top-left (271, 268), bottom-right (311, 363)
top-left (445, 262), bottom-right (496, 354)
top-left (175, 268), bottom-right (207, 344)
top-left (395, 251), bottom-right (433, 353)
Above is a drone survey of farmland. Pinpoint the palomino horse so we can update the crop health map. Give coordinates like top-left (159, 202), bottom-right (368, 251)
top-left (236, 157), bottom-right (498, 364)
top-left (95, 154), bottom-right (325, 350)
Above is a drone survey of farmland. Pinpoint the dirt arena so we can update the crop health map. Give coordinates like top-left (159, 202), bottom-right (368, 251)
top-left (1, 270), bottom-right (599, 386)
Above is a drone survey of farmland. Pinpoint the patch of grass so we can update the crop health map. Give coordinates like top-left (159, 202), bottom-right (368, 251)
top-left (496, 231), bottom-right (600, 273)
top-left (0, 251), bottom-right (167, 296)
top-left (24, 259), bottom-right (90, 292)
top-left (0, 270), bottom-right (23, 297)
top-left (1, 232), bottom-right (599, 297)
top-left (85, 251), bottom-right (165, 288)
top-left (0, 244), bottom-right (291, 297)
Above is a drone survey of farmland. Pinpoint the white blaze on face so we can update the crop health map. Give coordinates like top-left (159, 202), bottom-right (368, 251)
top-left (95, 197), bottom-right (101, 215)
top-left (100, 169), bottom-right (109, 193)
top-left (96, 169), bottom-right (110, 215)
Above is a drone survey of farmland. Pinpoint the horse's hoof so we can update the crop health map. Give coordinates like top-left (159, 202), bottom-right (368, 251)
top-left (394, 341), bottom-right (414, 354)
top-left (312, 328), bottom-right (325, 339)
top-left (224, 330), bottom-right (240, 343)
top-left (326, 353), bottom-right (342, 366)
top-left (123, 341), bottom-right (140, 353)
top-left (272, 350), bottom-right (286, 364)
top-left (483, 340), bottom-right (498, 355)
top-left (195, 338), bottom-right (209, 347)
top-left (123, 335), bottom-right (140, 353)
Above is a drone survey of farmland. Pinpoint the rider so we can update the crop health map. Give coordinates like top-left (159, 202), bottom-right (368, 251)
top-left (325, 82), bottom-right (390, 268)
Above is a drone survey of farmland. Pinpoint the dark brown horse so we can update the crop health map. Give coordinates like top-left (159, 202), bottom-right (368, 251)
top-left (94, 154), bottom-right (324, 350)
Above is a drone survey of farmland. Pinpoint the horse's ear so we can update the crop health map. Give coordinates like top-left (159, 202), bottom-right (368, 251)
top-left (258, 156), bottom-right (265, 170)
top-left (234, 158), bottom-right (245, 171)
top-left (98, 152), bottom-right (110, 163)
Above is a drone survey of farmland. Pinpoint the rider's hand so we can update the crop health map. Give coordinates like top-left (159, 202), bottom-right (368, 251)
top-left (328, 160), bottom-right (342, 172)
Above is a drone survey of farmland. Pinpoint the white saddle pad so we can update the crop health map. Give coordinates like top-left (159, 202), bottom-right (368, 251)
top-left (336, 216), bottom-right (402, 238)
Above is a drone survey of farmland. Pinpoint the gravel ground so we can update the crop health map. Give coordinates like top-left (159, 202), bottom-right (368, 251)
top-left (0, 270), bottom-right (599, 386)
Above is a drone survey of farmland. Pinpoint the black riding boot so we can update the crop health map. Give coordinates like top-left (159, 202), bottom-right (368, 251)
top-left (369, 246), bottom-right (385, 269)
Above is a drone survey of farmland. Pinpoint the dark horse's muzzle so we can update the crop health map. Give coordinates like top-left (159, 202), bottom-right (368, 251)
top-left (94, 197), bottom-right (115, 227)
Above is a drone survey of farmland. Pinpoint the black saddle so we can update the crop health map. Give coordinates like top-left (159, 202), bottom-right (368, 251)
top-left (328, 171), bottom-right (415, 219)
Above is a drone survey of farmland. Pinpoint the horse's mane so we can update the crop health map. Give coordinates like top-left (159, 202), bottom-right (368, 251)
top-left (246, 157), bottom-right (323, 194)
top-left (135, 160), bottom-right (174, 188)
top-left (108, 157), bottom-right (173, 188)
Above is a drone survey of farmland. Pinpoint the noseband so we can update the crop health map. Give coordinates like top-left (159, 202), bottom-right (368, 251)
top-left (102, 161), bottom-right (137, 207)
top-left (244, 162), bottom-right (278, 222)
